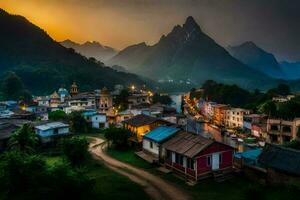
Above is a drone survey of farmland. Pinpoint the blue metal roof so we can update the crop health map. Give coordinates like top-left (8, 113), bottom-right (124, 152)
top-left (144, 126), bottom-right (179, 143)
top-left (235, 149), bottom-right (262, 160)
top-left (82, 111), bottom-right (97, 117)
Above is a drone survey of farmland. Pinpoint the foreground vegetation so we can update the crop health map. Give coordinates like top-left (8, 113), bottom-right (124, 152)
top-left (0, 125), bottom-right (150, 200)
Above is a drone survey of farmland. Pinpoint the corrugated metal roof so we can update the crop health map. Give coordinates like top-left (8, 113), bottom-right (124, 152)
top-left (162, 131), bottom-right (214, 158)
top-left (259, 144), bottom-right (300, 176)
top-left (143, 126), bottom-right (179, 143)
top-left (235, 149), bottom-right (262, 160)
top-left (35, 122), bottom-right (69, 131)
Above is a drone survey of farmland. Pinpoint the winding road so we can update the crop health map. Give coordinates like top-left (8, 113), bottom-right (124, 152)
top-left (89, 137), bottom-right (191, 200)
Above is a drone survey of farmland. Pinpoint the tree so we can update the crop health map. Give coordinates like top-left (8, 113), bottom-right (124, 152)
top-left (68, 111), bottom-right (90, 133)
top-left (103, 126), bottom-right (131, 148)
top-left (267, 83), bottom-right (291, 97)
top-left (61, 136), bottom-right (89, 166)
top-left (0, 151), bottom-right (94, 199)
top-left (0, 151), bottom-right (47, 196)
top-left (8, 124), bottom-right (39, 153)
top-left (258, 100), bottom-right (277, 117)
top-left (49, 110), bottom-right (67, 121)
top-left (1, 72), bottom-right (24, 100)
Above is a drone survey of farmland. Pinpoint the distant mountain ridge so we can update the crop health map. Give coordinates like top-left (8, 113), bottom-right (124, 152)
top-left (60, 39), bottom-right (118, 62)
top-left (109, 16), bottom-right (275, 89)
top-left (0, 9), bottom-right (145, 94)
top-left (227, 41), bottom-right (285, 79)
top-left (280, 61), bottom-right (300, 80)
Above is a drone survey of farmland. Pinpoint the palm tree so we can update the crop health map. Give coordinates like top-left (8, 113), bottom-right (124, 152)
top-left (8, 123), bottom-right (39, 153)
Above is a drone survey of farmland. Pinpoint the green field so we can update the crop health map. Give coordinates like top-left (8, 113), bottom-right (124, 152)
top-left (106, 148), bottom-right (300, 200)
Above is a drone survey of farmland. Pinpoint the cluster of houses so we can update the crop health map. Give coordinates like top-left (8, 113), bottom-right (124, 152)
top-left (122, 113), bottom-right (234, 182)
top-left (122, 113), bottom-right (300, 184)
top-left (0, 82), bottom-right (184, 150)
top-left (195, 98), bottom-right (300, 145)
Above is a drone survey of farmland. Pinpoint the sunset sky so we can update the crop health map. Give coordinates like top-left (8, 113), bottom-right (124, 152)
top-left (1, 0), bottom-right (299, 61)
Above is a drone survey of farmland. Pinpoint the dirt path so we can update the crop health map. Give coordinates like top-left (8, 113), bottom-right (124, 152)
top-left (89, 137), bottom-right (191, 200)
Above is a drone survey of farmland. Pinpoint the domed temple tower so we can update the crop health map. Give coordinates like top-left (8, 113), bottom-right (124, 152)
top-left (70, 82), bottom-right (78, 97)
top-left (99, 87), bottom-right (113, 114)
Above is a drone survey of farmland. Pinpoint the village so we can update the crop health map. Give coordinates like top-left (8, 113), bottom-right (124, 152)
top-left (0, 80), bottom-right (299, 195)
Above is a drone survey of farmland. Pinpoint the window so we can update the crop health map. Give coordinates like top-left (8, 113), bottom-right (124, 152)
top-left (150, 141), bottom-right (153, 149)
top-left (207, 156), bottom-right (211, 166)
top-left (187, 158), bottom-right (194, 169)
top-left (166, 150), bottom-right (172, 161)
top-left (175, 153), bottom-right (184, 165)
top-left (219, 153), bottom-right (222, 164)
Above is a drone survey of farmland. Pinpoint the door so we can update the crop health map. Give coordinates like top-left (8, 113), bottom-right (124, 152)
top-left (212, 153), bottom-right (220, 170)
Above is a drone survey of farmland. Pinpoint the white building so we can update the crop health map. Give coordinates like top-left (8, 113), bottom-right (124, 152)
top-left (225, 108), bottom-right (250, 128)
top-left (35, 122), bottom-right (70, 143)
top-left (82, 111), bottom-right (108, 129)
top-left (142, 126), bottom-right (179, 162)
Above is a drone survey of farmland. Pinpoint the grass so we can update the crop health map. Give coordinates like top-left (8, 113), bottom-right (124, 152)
top-left (106, 148), bottom-right (300, 200)
top-left (106, 148), bottom-right (155, 169)
top-left (44, 156), bottom-right (151, 200)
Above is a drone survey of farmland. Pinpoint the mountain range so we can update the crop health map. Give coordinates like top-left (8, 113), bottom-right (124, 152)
top-left (0, 9), bottom-right (145, 95)
top-left (279, 61), bottom-right (300, 80)
top-left (60, 40), bottom-right (118, 62)
top-left (227, 42), bottom-right (285, 79)
top-left (108, 16), bottom-right (276, 89)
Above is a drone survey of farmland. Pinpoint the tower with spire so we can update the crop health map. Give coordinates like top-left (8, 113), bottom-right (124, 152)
top-left (70, 82), bottom-right (78, 97)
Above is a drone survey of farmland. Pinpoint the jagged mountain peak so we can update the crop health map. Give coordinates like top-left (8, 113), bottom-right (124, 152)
top-left (183, 16), bottom-right (201, 32)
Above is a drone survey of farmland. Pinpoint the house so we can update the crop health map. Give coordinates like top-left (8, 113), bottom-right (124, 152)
top-left (212, 104), bottom-right (230, 126)
top-left (272, 95), bottom-right (295, 102)
top-left (234, 149), bottom-right (262, 169)
top-left (116, 110), bottom-right (134, 125)
top-left (35, 122), bottom-right (70, 143)
top-left (266, 118), bottom-right (300, 144)
top-left (128, 92), bottom-right (150, 108)
top-left (243, 114), bottom-right (267, 138)
top-left (142, 126), bottom-right (180, 162)
top-left (68, 92), bottom-right (96, 109)
top-left (163, 131), bottom-right (234, 181)
top-left (258, 144), bottom-right (300, 184)
top-left (162, 114), bottom-right (187, 126)
top-left (123, 114), bottom-right (169, 142)
top-left (82, 110), bottom-right (108, 129)
top-left (225, 108), bottom-right (250, 128)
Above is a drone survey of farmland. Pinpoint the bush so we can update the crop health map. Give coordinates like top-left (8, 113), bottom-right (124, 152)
top-left (103, 126), bottom-right (132, 149)
top-left (0, 151), bottom-right (94, 200)
top-left (68, 111), bottom-right (90, 133)
top-left (48, 110), bottom-right (67, 121)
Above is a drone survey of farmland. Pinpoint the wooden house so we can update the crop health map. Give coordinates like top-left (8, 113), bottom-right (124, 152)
top-left (123, 114), bottom-right (169, 142)
top-left (162, 131), bottom-right (234, 181)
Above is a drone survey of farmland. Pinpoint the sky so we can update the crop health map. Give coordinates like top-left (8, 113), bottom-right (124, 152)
top-left (0, 0), bottom-right (300, 61)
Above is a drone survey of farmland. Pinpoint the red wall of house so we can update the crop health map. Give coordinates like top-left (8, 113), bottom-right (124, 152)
top-left (196, 142), bottom-right (233, 174)
top-left (220, 151), bottom-right (233, 169)
top-left (197, 156), bottom-right (211, 173)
